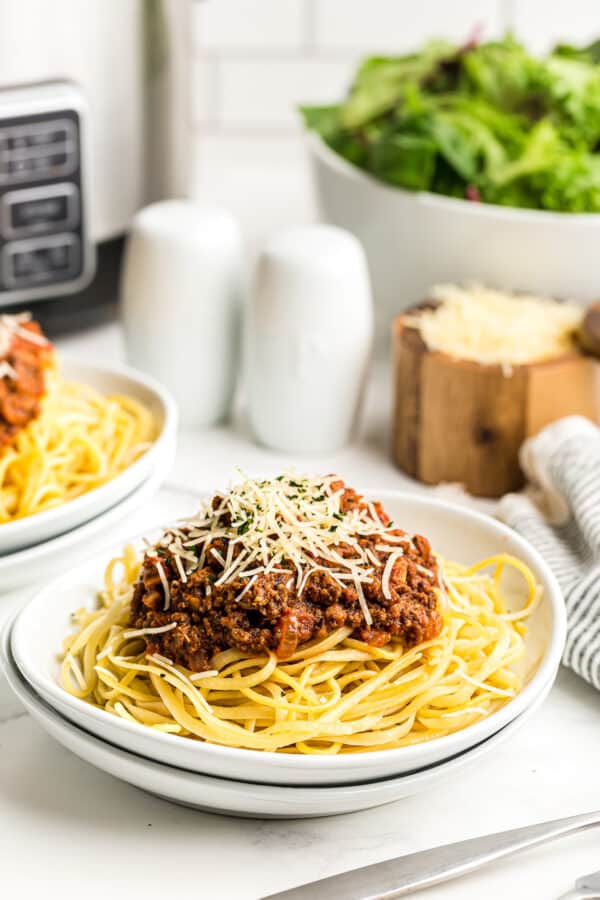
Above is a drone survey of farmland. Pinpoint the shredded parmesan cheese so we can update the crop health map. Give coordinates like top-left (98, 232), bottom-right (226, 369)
top-left (122, 622), bottom-right (178, 640)
top-left (235, 573), bottom-right (258, 602)
top-left (154, 560), bottom-right (171, 611)
top-left (381, 550), bottom-right (405, 600)
top-left (407, 284), bottom-right (583, 367)
top-left (173, 554), bottom-right (187, 584)
top-left (149, 653), bottom-right (175, 667)
top-left (210, 547), bottom-right (226, 567)
top-left (150, 471), bottom-right (439, 626)
top-left (353, 575), bottom-right (372, 626)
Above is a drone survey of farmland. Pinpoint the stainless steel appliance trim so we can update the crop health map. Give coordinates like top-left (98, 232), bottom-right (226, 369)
top-left (1, 182), bottom-right (78, 238)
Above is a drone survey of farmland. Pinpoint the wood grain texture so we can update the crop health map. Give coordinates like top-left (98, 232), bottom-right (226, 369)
top-left (392, 322), bottom-right (426, 479)
top-left (526, 356), bottom-right (599, 434)
top-left (392, 316), bottom-right (600, 498)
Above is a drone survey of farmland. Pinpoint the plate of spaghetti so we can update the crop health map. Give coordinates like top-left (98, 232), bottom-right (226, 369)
top-left (10, 473), bottom-right (565, 786)
top-left (0, 312), bottom-right (176, 554)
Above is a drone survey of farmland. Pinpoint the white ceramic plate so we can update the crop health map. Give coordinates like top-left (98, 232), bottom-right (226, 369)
top-left (0, 628), bottom-right (554, 818)
top-left (0, 358), bottom-right (177, 555)
top-left (0, 445), bottom-right (174, 592)
top-left (10, 492), bottom-right (565, 785)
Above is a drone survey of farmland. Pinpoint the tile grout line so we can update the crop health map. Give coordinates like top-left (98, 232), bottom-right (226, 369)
top-left (192, 47), bottom-right (364, 62)
top-left (212, 56), bottom-right (222, 128)
top-left (303, 0), bottom-right (318, 56)
top-left (192, 124), bottom-right (303, 139)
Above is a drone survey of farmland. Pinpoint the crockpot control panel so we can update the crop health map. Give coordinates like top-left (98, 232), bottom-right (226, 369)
top-left (0, 82), bottom-right (95, 305)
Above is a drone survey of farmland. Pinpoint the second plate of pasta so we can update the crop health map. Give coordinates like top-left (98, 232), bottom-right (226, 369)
top-left (0, 358), bottom-right (176, 555)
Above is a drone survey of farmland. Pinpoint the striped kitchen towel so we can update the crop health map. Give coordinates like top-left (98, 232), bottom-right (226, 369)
top-left (499, 416), bottom-right (600, 690)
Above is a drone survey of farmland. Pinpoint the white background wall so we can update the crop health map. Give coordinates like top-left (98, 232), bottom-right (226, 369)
top-left (189, 0), bottom-right (600, 251)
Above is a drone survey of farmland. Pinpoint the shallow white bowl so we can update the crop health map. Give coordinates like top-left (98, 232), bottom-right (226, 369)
top-left (1, 628), bottom-right (554, 818)
top-left (0, 447), bottom-right (174, 592)
top-left (10, 492), bottom-right (565, 785)
top-left (307, 133), bottom-right (600, 329)
top-left (0, 358), bottom-right (177, 555)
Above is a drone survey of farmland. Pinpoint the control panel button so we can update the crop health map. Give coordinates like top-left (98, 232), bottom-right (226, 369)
top-left (1, 183), bottom-right (78, 238)
top-left (1, 234), bottom-right (81, 289)
top-left (8, 158), bottom-right (32, 177)
top-left (0, 118), bottom-right (77, 184)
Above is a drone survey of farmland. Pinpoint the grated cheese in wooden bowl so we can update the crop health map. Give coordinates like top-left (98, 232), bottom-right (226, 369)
top-left (405, 284), bottom-right (583, 367)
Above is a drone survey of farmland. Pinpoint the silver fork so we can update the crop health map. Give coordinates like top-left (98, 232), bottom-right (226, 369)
top-left (558, 869), bottom-right (600, 900)
top-left (263, 811), bottom-right (600, 899)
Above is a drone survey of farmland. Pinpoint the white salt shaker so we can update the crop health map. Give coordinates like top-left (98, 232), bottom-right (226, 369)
top-left (121, 200), bottom-right (243, 426)
top-left (247, 224), bottom-right (373, 453)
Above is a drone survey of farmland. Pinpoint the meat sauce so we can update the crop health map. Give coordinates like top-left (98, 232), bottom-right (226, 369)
top-left (130, 480), bottom-right (444, 672)
top-left (0, 319), bottom-right (51, 447)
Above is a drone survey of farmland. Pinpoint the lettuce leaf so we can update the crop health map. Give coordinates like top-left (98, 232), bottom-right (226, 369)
top-left (300, 35), bottom-right (600, 212)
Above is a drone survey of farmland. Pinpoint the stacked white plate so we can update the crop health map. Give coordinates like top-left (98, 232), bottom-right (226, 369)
top-left (0, 359), bottom-right (177, 591)
top-left (0, 494), bottom-right (566, 818)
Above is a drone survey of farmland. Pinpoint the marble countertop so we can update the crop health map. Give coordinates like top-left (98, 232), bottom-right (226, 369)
top-left (1, 321), bottom-right (599, 900)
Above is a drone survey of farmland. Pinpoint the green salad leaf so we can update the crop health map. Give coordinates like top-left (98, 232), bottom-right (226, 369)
top-left (301, 36), bottom-right (600, 212)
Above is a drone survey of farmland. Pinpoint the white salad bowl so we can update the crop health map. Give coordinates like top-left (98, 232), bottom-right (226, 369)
top-left (9, 492), bottom-right (565, 786)
top-left (307, 133), bottom-right (600, 330)
top-left (1, 626), bottom-right (554, 818)
top-left (0, 358), bottom-right (177, 556)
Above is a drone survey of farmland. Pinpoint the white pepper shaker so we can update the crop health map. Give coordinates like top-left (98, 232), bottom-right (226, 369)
top-left (121, 200), bottom-right (243, 426)
top-left (247, 224), bottom-right (373, 453)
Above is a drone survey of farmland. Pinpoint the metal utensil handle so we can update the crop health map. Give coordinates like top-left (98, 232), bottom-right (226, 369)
top-left (262, 811), bottom-right (600, 900)
top-left (557, 892), bottom-right (600, 900)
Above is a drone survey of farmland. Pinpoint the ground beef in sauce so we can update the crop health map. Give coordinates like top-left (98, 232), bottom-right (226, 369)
top-left (0, 320), bottom-right (50, 446)
top-left (129, 483), bottom-right (443, 672)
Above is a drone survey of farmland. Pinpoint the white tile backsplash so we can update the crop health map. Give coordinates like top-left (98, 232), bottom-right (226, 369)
top-left (315, 0), bottom-right (502, 51)
top-left (512, 0), bottom-right (600, 54)
top-left (191, 0), bottom-right (509, 137)
top-left (191, 134), bottom-right (316, 255)
top-left (192, 0), bottom-right (306, 51)
top-left (219, 58), bottom-right (355, 128)
top-left (193, 133), bottom-right (309, 170)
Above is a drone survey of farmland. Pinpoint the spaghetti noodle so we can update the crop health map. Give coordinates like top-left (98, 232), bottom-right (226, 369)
top-left (60, 476), bottom-right (541, 755)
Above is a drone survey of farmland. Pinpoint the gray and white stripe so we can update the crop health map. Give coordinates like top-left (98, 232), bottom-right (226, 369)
top-left (499, 419), bottom-right (600, 691)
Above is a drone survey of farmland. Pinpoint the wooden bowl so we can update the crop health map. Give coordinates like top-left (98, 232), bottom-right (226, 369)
top-left (392, 312), bottom-right (600, 498)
